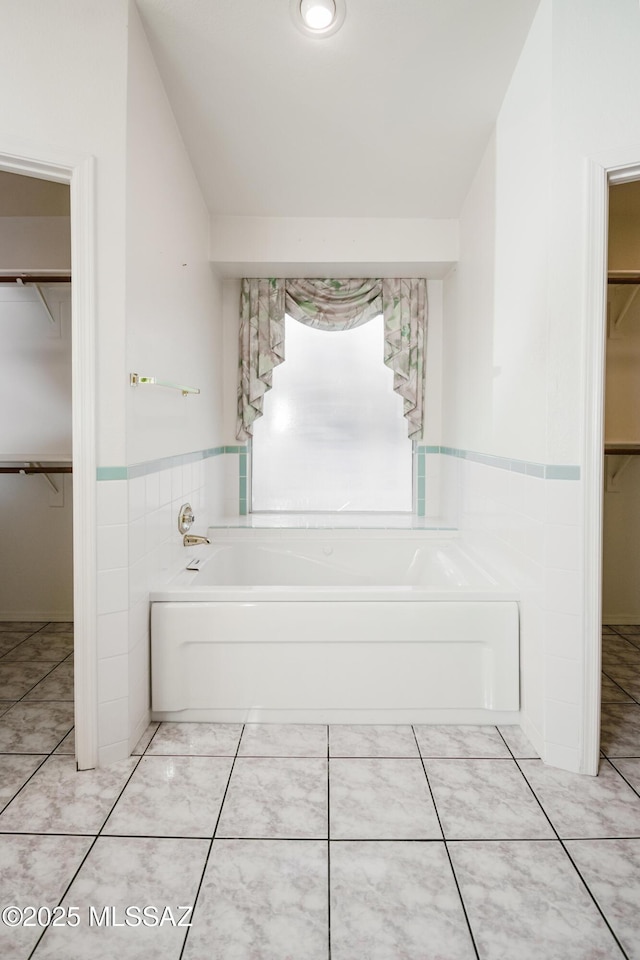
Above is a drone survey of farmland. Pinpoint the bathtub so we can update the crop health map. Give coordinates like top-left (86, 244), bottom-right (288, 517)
top-left (150, 532), bottom-right (520, 725)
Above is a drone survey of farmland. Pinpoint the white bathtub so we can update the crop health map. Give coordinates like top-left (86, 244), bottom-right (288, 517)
top-left (150, 532), bottom-right (520, 724)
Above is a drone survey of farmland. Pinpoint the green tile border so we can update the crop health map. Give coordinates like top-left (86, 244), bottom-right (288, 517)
top-left (97, 445), bottom-right (245, 481)
top-left (418, 445), bottom-right (580, 480)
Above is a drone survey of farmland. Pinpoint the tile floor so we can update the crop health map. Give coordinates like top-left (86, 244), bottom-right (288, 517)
top-left (0, 622), bottom-right (639, 958)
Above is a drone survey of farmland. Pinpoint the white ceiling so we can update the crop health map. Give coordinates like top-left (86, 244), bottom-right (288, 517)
top-left (136, 0), bottom-right (539, 219)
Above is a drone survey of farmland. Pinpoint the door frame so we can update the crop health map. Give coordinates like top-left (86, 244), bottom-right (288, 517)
top-left (0, 140), bottom-right (97, 770)
top-left (582, 152), bottom-right (640, 775)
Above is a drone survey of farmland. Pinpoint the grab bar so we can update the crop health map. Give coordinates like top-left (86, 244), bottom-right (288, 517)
top-left (129, 373), bottom-right (200, 397)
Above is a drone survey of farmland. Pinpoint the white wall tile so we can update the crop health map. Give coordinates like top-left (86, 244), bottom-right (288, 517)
top-left (145, 471), bottom-right (160, 513)
top-left (97, 611), bottom-right (128, 659)
top-left (545, 655), bottom-right (581, 705)
top-left (128, 600), bottom-right (149, 649)
top-left (97, 523), bottom-right (128, 571)
top-left (128, 557), bottom-right (148, 608)
top-left (158, 467), bottom-right (172, 506)
top-left (545, 480), bottom-right (582, 526)
top-left (97, 480), bottom-right (127, 525)
top-left (98, 697), bottom-right (128, 747)
top-left (545, 699), bottom-right (581, 747)
top-left (97, 568), bottom-right (128, 615)
top-left (171, 465), bottom-right (183, 502)
top-left (543, 742), bottom-right (580, 773)
top-left (128, 475), bottom-right (146, 522)
top-left (544, 611), bottom-right (583, 661)
top-left (98, 740), bottom-right (129, 766)
top-left (545, 523), bottom-right (582, 572)
top-left (129, 517), bottom-right (146, 565)
top-left (98, 653), bottom-right (128, 703)
top-left (544, 568), bottom-right (582, 616)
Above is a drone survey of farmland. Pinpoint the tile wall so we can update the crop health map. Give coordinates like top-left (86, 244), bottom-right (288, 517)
top-left (96, 448), bottom-right (236, 765)
top-left (434, 449), bottom-right (584, 771)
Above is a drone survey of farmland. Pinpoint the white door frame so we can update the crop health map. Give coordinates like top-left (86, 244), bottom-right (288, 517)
top-left (0, 140), bottom-right (97, 770)
top-left (583, 151), bottom-right (640, 775)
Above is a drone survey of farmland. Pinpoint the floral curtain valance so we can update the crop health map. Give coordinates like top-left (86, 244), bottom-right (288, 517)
top-left (236, 277), bottom-right (427, 441)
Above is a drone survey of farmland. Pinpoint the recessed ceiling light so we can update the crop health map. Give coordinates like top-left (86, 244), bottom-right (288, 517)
top-left (290, 0), bottom-right (346, 38)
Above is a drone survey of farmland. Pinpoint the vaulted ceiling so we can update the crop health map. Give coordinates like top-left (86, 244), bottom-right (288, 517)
top-left (136, 0), bottom-right (539, 218)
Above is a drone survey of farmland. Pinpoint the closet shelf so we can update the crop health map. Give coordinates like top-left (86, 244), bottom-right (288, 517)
top-left (604, 444), bottom-right (640, 455)
top-left (604, 445), bottom-right (640, 491)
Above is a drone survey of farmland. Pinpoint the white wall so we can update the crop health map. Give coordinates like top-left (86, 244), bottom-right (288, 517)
top-left (0, 0), bottom-right (129, 467)
top-left (442, 135), bottom-right (497, 455)
top-left (440, 0), bottom-right (640, 772)
top-left (125, 1), bottom-right (223, 466)
top-left (93, 2), bottom-right (226, 761)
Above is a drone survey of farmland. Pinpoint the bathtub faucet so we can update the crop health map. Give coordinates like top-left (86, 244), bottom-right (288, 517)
top-left (183, 533), bottom-right (210, 546)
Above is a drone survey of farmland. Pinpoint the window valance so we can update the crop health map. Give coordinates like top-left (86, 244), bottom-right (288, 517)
top-left (237, 277), bottom-right (427, 440)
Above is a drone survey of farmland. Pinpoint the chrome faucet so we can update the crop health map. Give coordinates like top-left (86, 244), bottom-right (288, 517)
top-left (183, 533), bottom-right (210, 546)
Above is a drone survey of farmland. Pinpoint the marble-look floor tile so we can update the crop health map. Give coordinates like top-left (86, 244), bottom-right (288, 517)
top-left (0, 700), bottom-right (16, 718)
top-left (331, 840), bottom-right (475, 960)
top-left (0, 632), bottom-right (34, 657)
top-left (0, 755), bottom-right (138, 834)
top-left (182, 839), bottom-right (328, 960)
top-left (518, 759), bottom-right (640, 837)
top-left (132, 721), bottom-right (160, 755)
top-left (601, 704), bottom-right (640, 757)
top-left (497, 725), bottom-right (540, 758)
top-left (329, 724), bottom-right (419, 757)
top-left (3, 634), bottom-right (74, 663)
top-left (609, 757), bottom-right (640, 793)
top-left (0, 620), bottom-right (45, 633)
top-left (414, 724), bottom-right (510, 758)
top-left (425, 759), bottom-right (553, 840)
top-left (103, 756), bottom-right (232, 838)
top-left (0, 660), bottom-right (55, 699)
top-left (34, 836), bottom-right (208, 960)
top-left (601, 661), bottom-right (640, 701)
top-left (602, 673), bottom-right (635, 703)
top-left (602, 637), bottom-right (640, 664)
top-left (0, 702), bottom-right (74, 752)
top-left (24, 660), bottom-right (74, 701)
top-left (0, 754), bottom-right (46, 808)
top-left (239, 723), bottom-right (327, 757)
top-left (146, 722), bottom-right (242, 756)
top-left (450, 840), bottom-right (624, 960)
top-left (566, 839), bottom-right (640, 960)
top-left (0, 834), bottom-right (93, 958)
top-left (37, 622), bottom-right (73, 636)
top-left (53, 728), bottom-right (75, 755)
top-left (217, 758), bottom-right (328, 839)
top-left (330, 758), bottom-right (441, 839)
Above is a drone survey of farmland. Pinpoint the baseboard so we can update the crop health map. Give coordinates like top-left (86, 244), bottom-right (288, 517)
top-left (151, 708), bottom-right (522, 725)
top-left (602, 613), bottom-right (640, 625)
top-left (0, 611), bottom-right (73, 623)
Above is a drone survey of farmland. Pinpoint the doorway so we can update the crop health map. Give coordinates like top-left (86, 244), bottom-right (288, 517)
top-left (583, 158), bottom-right (640, 776)
top-left (0, 146), bottom-right (97, 770)
top-left (600, 180), bottom-right (640, 759)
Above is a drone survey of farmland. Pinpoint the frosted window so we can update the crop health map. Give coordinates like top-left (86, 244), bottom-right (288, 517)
top-left (251, 315), bottom-right (413, 512)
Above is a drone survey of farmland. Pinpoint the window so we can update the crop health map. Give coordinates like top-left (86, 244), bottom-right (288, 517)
top-left (251, 314), bottom-right (413, 511)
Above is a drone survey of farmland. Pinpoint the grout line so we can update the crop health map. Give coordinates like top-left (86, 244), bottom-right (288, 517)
top-left (605, 756), bottom-right (640, 803)
top-left (410, 725), bottom-right (480, 960)
top-left (513, 758), bottom-right (631, 959)
top-left (178, 724), bottom-right (244, 960)
top-left (0, 754), bottom-right (50, 818)
top-left (27, 753), bottom-right (143, 960)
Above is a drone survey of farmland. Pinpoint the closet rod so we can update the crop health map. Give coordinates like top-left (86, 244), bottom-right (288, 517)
top-left (0, 275), bottom-right (71, 284)
top-left (608, 276), bottom-right (640, 285)
top-left (604, 445), bottom-right (640, 455)
top-left (0, 466), bottom-right (72, 474)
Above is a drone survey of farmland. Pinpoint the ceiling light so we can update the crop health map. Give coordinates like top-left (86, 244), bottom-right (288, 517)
top-left (290, 0), bottom-right (346, 38)
top-left (301, 0), bottom-right (335, 30)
